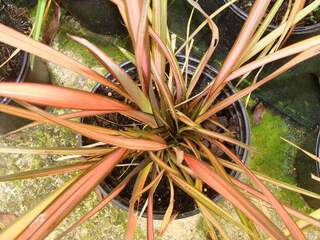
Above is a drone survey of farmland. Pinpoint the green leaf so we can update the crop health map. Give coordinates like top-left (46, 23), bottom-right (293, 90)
top-left (30, 0), bottom-right (48, 68)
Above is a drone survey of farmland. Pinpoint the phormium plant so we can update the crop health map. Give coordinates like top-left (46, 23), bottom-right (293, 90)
top-left (0, 0), bottom-right (320, 239)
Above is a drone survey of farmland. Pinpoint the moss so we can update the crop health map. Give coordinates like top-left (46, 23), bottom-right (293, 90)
top-left (56, 16), bottom-right (129, 67)
top-left (195, 217), bottom-right (210, 239)
top-left (249, 107), bottom-right (311, 212)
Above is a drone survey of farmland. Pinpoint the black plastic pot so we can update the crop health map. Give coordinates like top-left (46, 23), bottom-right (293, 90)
top-left (316, 130), bottom-right (320, 176)
top-left (0, 52), bottom-right (31, 135)
top-left (295, 130), bottom-right (320, 209)
top-left (222, 0), bottom-right (320, 35)
top-left (0, 1), bottom-right (51, 134)
top-left (61, 0), bottom-right (126, 35)
top-left (82, 56), bottom-right (250, 219)
top-left (0, 52), bottom-right (29, 105)
top-left (0, 55), bottom-right (51, 134)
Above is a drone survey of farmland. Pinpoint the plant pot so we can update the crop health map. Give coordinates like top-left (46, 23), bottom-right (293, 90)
top-left (0, 1), bottom-right (51, 134)
top-left (0, 52), bottom-right (31, 135)
top-left (222, 0), bottom-right (320, 35)
top-left (295, 131), bottom-right (320, 209)
top-left (0, 53), bottom-right (29, 105)
top-left (316, 130), bottom-right (320, 177)
top-left (0, 1), bottom-right (31, 134)
top-left (0, 56), bottom-right (51, 135)
top-left (61, 0), bottom-right (127, 35)
top-left (81, 56), bottom-right (250, 219)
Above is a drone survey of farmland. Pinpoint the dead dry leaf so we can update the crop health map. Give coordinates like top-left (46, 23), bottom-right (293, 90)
top-left (253, 102), bottom-right (266, 125)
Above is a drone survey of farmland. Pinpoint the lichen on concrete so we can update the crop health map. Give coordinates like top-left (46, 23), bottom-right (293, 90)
top-left (0, 123), bottom-right (79, 218)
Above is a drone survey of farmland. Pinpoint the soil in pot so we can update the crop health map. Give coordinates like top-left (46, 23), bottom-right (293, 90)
top-left (235, 0), bottom-right (320, 27)
top-left (0, 0), bottom-right (31, 102)
top-left (82, 60), bottom-right (249, 218)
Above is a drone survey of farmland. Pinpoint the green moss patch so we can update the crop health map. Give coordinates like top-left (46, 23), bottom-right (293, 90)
top-left (249, 108), bottom-right (311, 212)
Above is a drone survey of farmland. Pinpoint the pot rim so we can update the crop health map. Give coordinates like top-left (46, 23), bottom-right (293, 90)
top-left (316, 130), bottom-right (320, 176)
top-left (1, 52), bottom-right (29, 104)
top-left (82, 55), bottom-right (251, 220)
top-left (222, 0), bottom-right (320, 35)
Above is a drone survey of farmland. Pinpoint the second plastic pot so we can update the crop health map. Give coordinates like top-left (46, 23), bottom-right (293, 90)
top-left (81, 56), bottom-right (251, 219)
top-left (0, 55), bottom-right (51, 134)
top-left (222, 0), bottom-right (320, 35)
top-left (316, 131), bottom-right (320, 177)
top-left (0, 52), bottom-right (30, 135)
